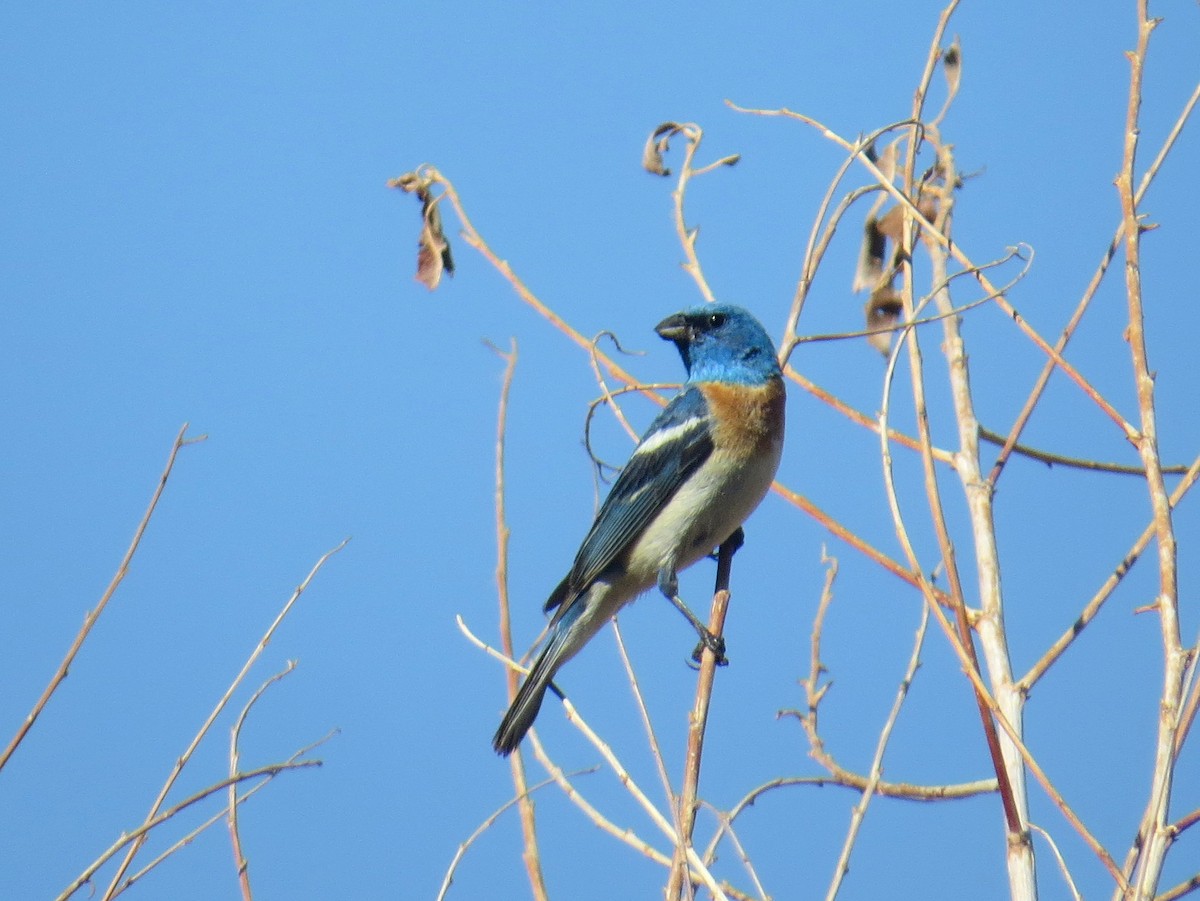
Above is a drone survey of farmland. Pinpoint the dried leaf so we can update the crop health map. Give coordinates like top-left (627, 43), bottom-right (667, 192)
top-left (387, 172), bottom-right (422, 194)
top-left (944, 37), bottom-right (962, 96)
top-left (853, 217), bottom-right (887, 293)
top-left (877, 141), bottom-right (899, 185)
top-left (875, 190), bottom-right (939, 246)
top-left (876, 204), bottom-right (905, 244)
top-left (415, 197), bottom-right (454, 291)
top-left (388, 171), bottom-right (454, 291)
top-left (866, 288), bottom-right (903, 355)
top-left (643, 122), bottom-right (684, 176)
top-left (917, 191), bottom-right (939, 225)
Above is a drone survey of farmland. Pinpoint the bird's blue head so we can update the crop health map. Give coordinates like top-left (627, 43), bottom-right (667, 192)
top-left (655, 304), bottom-right (782, 385)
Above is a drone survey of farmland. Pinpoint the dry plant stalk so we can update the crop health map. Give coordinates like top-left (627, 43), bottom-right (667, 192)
top-left (1114, 6), bottom-right (1187, 900)
top-left (486, 338), bottom-right (550, 901)
top-left (228, 662), bottom-right (299, 901)
top-left (666, 537), bottom-right (739, 900)
top-left (58, 758), bottom-right (324, 901)
top-left (0, 424), bottom-right (205, 773)
top-left (96, 539), bottom-right (348, 899)
top-left (13, 426), bottom-right (341, 899)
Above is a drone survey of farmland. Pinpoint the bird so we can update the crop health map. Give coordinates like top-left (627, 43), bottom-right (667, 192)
top-left (493, 304), bottom-right (785, 756)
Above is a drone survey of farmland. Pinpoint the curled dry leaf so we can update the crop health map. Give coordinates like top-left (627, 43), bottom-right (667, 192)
top-left (876, 140), bottom-right (899, 186)
top-left (866, 288), bottom-right (904, 355)
top-left (387, 171), bottom-right (455, 291)
top-left (944, 36), bottom-right (962, 96)
top-left (855, 193), bottom-right (939, 294)
top-left (416, 199), bottom-right (454, 291)
top-left (643, 122), bottom-right (685, 176)
top-left (853, 217), bottom-right (887, 293)
top-left (874, 191), bottom-right (939, 247)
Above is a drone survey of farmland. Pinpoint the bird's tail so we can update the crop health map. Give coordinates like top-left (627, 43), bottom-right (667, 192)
top-left (493, 612), bottom-right (579, 756)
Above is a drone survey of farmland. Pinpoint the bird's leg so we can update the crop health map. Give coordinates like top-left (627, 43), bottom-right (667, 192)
top-left (706, 526), bottom-right (745, 561)
top-left (657, 568), bottom-right (728, 666)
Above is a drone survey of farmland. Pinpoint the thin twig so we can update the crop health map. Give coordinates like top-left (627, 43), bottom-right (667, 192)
top-left (1157, 874), bottom-right (1200, 901)
top-left (463, 614), bottom-right (707, 886)
top-left (697, 801), bottom-right (770, 901)
top-left (587, 333), bottom-right (648, 446)
top-left (670, 123), bottom-right (718, 305)
top-left (1029, 823), bottom-right (1084, 901)
top-left (778, 118), bottom-right (920, 351)
top-left (770, 481), bottom-right (955, 609)
top-left (486, 338), bottom-right (550, 901)
top-left (789, 551), bottom-right (989, 810)
top-left (527, 728), bottom-right (674, 868)
top-left (583, 382), bottom-right (678, 488)
top-left (117, 745), bottom-right (304, 896)
top-left (459, 620), bottom-right (691, 877)
top-left (794, 244), bottom-right (1031, 348)
top-left (59, 759), bottom-right (323, 901)
top-left (1021, 455), bottom-right (1200, 689)
top-left (397, 168), bottom-right (646, 397)
top-left (227, 661), bottom-right (298, 901)
top-left (728, 101), bottom-right (1136, 440)
top-left (824, 605), bottom-right (929, 901)
top-left (435, 774), bottom-right (573, 901)
top-left (785, 367), bottom-right (955, 465)
top-left (114, 731), bottom-right (334, 898)
top-left (649, 122), bottom-right (738, 305)
top-left (980, 428), bottom-right (1193, 476)
top-left (101, 539), bottom-right (350, 898)
top-left (667, 537), bottom-right (738, 900)
top-left (611, 621), bottom-right (676, 814)
top-left (1175, 638), bottom-right (1200, 757)
top-left (987, 78), bottom-right (1200, 487)
top-left (0, 425), bottom-right (204, 772)
top-left (558, 694), bottom-right (728, 900)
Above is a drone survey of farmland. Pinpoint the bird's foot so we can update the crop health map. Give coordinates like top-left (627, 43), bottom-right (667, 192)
top-left (690, 629), bottom-right (728, 667)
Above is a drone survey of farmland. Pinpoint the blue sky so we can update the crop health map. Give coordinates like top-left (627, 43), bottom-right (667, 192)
top-left (2, 2), bottom-right (1198, 899)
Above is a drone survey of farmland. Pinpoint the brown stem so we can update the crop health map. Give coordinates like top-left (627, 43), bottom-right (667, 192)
top-left (666, 536), bottom-right (738, 900)
top-left (1117, 7), bottom-right (1184, 899)
top-left (0, 425), bottom-right (203, 773)
top-left (487, 340), bottom-right (549, 901)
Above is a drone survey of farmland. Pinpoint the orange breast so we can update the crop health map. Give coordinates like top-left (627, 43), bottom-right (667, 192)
top-left (700, 378), bottom-right (786, 458)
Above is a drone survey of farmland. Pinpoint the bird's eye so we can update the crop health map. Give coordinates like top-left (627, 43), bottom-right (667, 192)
top-left (708, 313), bottom-right (727, 328)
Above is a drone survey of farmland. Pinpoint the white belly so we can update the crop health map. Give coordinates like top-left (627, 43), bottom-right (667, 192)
top-left (625, 435), bottom-right (783, 582)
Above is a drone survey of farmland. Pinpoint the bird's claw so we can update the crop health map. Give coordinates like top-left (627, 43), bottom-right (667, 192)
top-left (690, 630), bottom-right (728, 666)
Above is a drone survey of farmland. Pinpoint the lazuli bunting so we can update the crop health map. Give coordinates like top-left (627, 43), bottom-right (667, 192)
top-left (493, 304), bottom-right (785, 755)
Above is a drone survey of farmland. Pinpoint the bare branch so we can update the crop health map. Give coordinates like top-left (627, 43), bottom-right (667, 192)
top-left (100, 539), bottom-right (349, 898)
top-left (1116, 8), bottom-right (1185, 898)
top-left (824, 605), bottom-right (929, 901)
top-left (0, 425), bottom-right (205, 772)
top-left (987, 77), bottom-right (1199, 487)
top-left (727, 101), bottom-right (1137, 440)
top-left (1030, 823), bottom-right (1084, 901)
top-left (227, 661), bottom-right (298, 901)
top-left (667, 536), bottom-right (738, 899)
top-left (59, 759), bottom-right (323, 901)
top-left (485, 338), bottom-right (550, 901)
top-left (1021, 455), bottom-right (1200, 690)
top-left (435, 774), bottom-right (572, 901)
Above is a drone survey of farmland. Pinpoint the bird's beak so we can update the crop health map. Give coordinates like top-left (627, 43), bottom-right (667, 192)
top-left (655, 313), bottom-right (690, 342)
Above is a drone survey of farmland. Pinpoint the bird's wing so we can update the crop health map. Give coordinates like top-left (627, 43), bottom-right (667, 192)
top-left (544, 386), bottom-right (714, 617)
